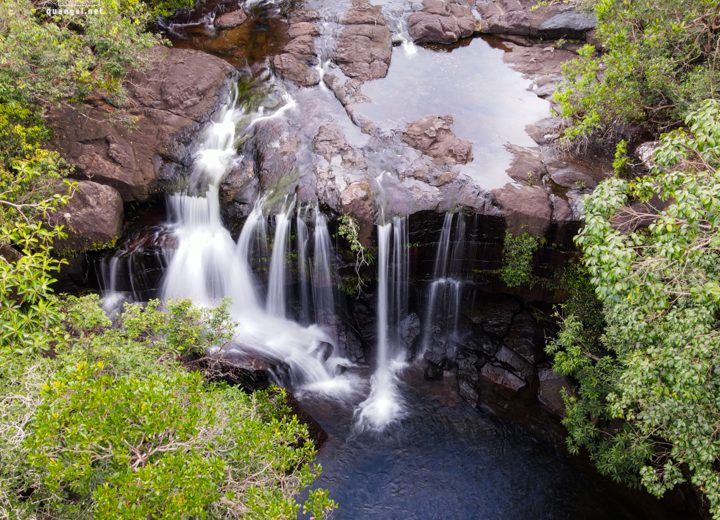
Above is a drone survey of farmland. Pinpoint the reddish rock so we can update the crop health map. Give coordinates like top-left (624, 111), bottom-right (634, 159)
top-left (47, 46), bottom-right (234, 202)
top-left (335, 0), bottom-right (392, 81)
top-left (402, 116), bottom-right (473, 165)
top-left (492, 184), bottom-right (552, 236)
top-left (215, 9), bottom-right (247, 29)
top-left (480, 362), bottom-right (527, 392)
top-left (408, 0), bottom-right (476, 44)
top-left (51, 181), bottom-right (123, 252)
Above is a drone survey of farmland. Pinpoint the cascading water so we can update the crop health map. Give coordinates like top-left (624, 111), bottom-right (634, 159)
top-left (420, 212), bottom-right (466, 355)
top-left (296, 208), bottom-right (312, 325)
top-left (161, 91), bottom-right (356, 396)
top-left (312, 209), bottom-right (336, 328)
top-left (266, 197), bottom-right (295, 318)
top-left (356, 174), bottom-right (409, 430)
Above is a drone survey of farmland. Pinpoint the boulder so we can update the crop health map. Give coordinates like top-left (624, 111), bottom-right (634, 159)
top-left (408, 0), bottom-right (476, 44)
top-left (273, 12), bottom-right (322, 87)
top-left (503, 311), bottom-right (544, 364)
top-left (51, 181), bottom-right (123, 252)
top-left (537, 367), bottom-right (573, 417)
top-left (215, 9), bottom-right (248, 29)
top-left (492, 184), bottom-right (552, 236)
top-left (402, 116), bottom-right (473, 165)
top-left (47, 46), bottom-right (234, 201)
top-left (476, 0), bottom-right (595, 38)
top-left (335, 0), bottom-right (392, 81)
top-left (480, 362), bottom-right (526, 392)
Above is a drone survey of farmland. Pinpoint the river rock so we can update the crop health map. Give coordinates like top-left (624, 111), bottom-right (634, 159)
top-left (215, 8), bottom-right (247, 29)
top-left (402, 116), bottom-right (473, 165)
top-left (537, 367), bottom-right (573, 417)
top-left (492, 184), bottom-right (552, 236)
top-left (335, 0), bottom-right (392, 81)
top-left (189, 346), bottom-right (272, 391)
top-left (47, 46), bottom-right (234, 202)
top-left (273, 11), bottom-right (321, 87)
top-left (408, 0), bottom-right (476, 44)
top-left (503, 311), bottom-right (543, 364)
top-left (51, 181), bottom-right (123, 252)
top-left (480, 362), bottom-right (526, 392)
top-left (476, 0), bottom-right (595, 38)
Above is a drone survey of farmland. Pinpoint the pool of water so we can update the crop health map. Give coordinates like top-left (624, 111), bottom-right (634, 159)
top-left (299, 367), bottom-right (679, 520)
top-left (355, 39), bottom-right (550, 189)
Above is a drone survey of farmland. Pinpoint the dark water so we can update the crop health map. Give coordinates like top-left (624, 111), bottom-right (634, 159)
top-left (300, 368), bottom-right (677, 520)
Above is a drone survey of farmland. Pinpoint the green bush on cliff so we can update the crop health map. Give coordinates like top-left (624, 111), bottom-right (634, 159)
top-left (554, 0), bottom-right (720, 140)
top-left (0, 296), bottom-right (336, 519)
top-left (548, 100), bottom-right (720, 516)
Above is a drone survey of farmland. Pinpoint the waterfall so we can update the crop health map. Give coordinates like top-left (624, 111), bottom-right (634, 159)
top-left (161, 91), bottom-right (356, 397)
top-left (266, 197), bottom-right (295, 317)
top-left (420, 212), bottom-right (466, 357)
top-left (296, 209), bottom-right (311, 325)
top-left (312, 209), bottom-right (335, 327)
top-left (356, 175), bottom-right (409, 430)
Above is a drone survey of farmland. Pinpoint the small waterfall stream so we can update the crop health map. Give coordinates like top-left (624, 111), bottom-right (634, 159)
top-left (159, 92), bottom-right (356, 396)
top-left (421, 212), bottom-right (466, 356)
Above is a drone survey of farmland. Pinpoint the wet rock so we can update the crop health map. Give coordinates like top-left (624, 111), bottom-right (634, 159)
top-left (220, 157), bottom-right (260, 218)
top-left (477, 0), bottom-right (595, 39)
top-left (340, 180), bottom-right (375, 227)
top-left (408, 0), bottom-right (476, 45)
top-left (468, 294), bottom-right (521, 337)
top-left (525, 117), bottom-right (563, 146)
top-left (480, 362), bottom-right (526, 392)
top-left (424, 360), bottom-right (444, 380)
top-left (503, 311), bottom-right (544, 364)
top-left (457, 349), bottom-right (481, 403)
top-left (51, 181), bottom-right (123, 252)
top-left (505, 145), bottom-right (545, 185)
top-left (402, 116), bottom-right (473, 165)
top-left (215, 9), bottom-right (247, 29)
top-left (492, 184), bottom-right (552, 236)
top-left (273, 12), bottom-right (321, 87)
top-left (537, 367), bottom-right (573, 417)
top-left (47, 46), bottom-right (234, 201)
top-left (549, 167), bottom-right (597, 190)
top-left (335, 0), bottom-right (392, 81)
top-left (313, 124), bottom-right (363, 166)
top-left (495, 345), bottom-right (534, 381)
top-left (399, 313), bottom-right (422, 351)
top-left (252, 118), bottom-right (301, 195)
top-left (189, 346), bottom-right (272, 391)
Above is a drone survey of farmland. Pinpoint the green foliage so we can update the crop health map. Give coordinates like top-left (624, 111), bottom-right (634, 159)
top-left (0, 0), bottom-right (159, 106)
top-left (337, 214), bottom-right (373, 295)
top-left (500, 230), bottom-right (544, 288)
top-left (555, 0), bottom-right (720, 139)
top-left (0, 296), bottom-right (335, 519)
top-left (548, 99), bottom-right (720, 515)
top-left (143, 0), bottom-right (196, 18)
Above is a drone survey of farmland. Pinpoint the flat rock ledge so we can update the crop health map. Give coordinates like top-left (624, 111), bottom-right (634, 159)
top-left (335, 0), bottom-right (392, 81)
top-left (408, 0), bottom-right (477, 44)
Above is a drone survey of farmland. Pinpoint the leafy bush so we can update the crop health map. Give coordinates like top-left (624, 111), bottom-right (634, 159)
top-left (0, 296), bottom-right (336, 519)
top-left (555, 0), bottom-right (720, 140)
top-left (548, 99), bottom-right (720, 516)
top-left (500, 230), bottom-right (543, 288)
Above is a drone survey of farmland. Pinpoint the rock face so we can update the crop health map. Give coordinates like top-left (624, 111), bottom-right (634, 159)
top-left (402, 116), bottom-right (473, 165)
top-left (538, 367), bottom-right (573, 417)
top-left (476, 0), bottom-right (595, 38)
top-left (335, 0), bottom-right (392, 81)
top-left (51, 181), bottom-right (123, 251)
top-left (48, 46), bottom-right (234, 202)
top-left (408, 0), bottom-right (476, 44)
top-left (215, 9), bottom-right (248, 29)
top-left (273, 11), bottom-right (322, 87)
